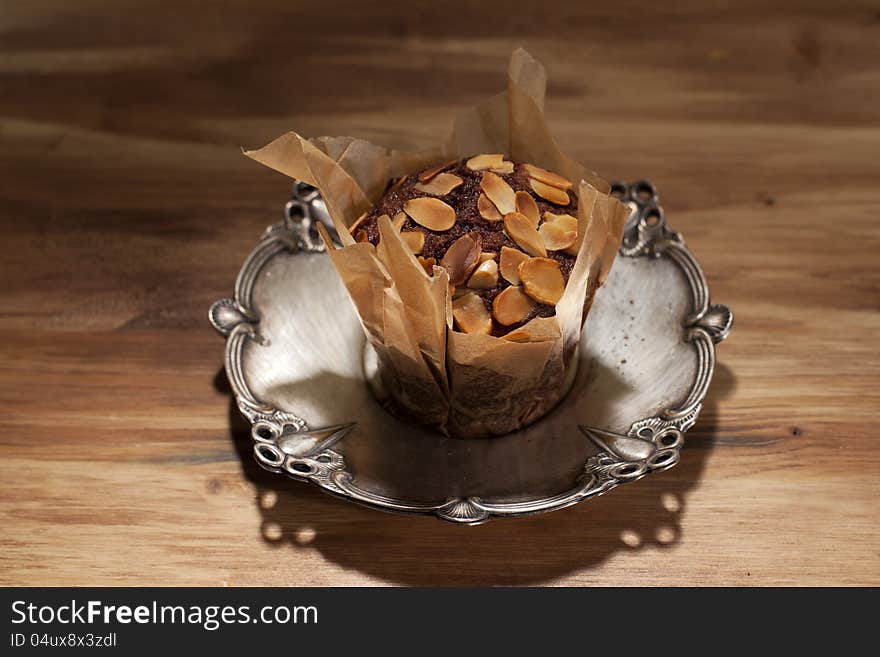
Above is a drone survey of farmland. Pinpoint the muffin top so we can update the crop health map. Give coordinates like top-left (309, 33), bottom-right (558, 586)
top-left (351, 155), bottom-right (580, 337)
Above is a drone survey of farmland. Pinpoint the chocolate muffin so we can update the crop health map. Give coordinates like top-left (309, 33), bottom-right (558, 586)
top-left (245, 49), bottom-right (631, 437)
top-left (349, 155), bottom-right (580, 337)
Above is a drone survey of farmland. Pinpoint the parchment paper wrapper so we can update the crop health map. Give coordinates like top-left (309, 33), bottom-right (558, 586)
top-left (245, 49), bottom-right (629, 437)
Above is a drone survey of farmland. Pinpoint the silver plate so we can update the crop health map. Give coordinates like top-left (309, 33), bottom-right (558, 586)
top-left (210, 181), bottom-right (732, 525)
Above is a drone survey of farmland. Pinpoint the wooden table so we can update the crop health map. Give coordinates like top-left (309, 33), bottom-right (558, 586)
top-left (2, 1), bottom-right (878, 586)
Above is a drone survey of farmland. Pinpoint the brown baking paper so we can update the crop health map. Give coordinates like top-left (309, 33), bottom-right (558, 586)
top-left (244, 48), bottom-right (628, 437)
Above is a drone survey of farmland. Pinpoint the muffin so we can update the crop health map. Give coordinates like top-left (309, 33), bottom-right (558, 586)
top-left (245, 49), bottom-right (630, 437)
top-left (352, 156), bottom-right (580, 338)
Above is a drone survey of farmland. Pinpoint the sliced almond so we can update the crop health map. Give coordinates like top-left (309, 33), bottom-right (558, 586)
top-left (530, 178), bottom-right (571, 205)
top-left (477, 193), bottom-right (503, 222)
top-left (480, 172), bottom-right (516, 215)
top-left (515, 191), bottom-right (539, 227)
top-left (502, 329), bottom-right (532, 342)
top-left (348, 211), bottom-right (369, 235)
top-left (520, 257), bottom-right (565, 305)
top-left (452, 292), bottom-right (492, 335)
top-left (439, 232), bottom-right (482, 286)
top-left (539, 220), bottom-right (577, 251)
top-left (492, 285), bottom-right (535, 326)
top-left (467, 259), bottom-right (499, 289)
top-left (490, 161), bottom-right (514, 174)
top-left (414, 172), bottom-right (463, 196)
top-left (504, 212), bottom-right (547, 257)
top-left (479, 251), bottom-right (497, 263)
top-left (392, 212), bottom-right (407, 231)
top-left (466, 153), bottom-right (505, 171)
top-left (418, 256), bottom-right (436, 275)
top-left (388, 176), bottom-right (407, 193)
top-left (418, 160), bottom-right (456, 182)
top-left (542, 212), bottom-right (578, 232)
top-left (403, 197), bottom-right (456, 231)
top-left (523, 163), bottom-right (573, 190)
top-left (500, 246), bottom-right (530, 285)
top-left (451, 285), bottom-right (470, 299)
top-left (400, 230), bottom-right (425, 254)
top-left (543, 212), bottom-right (580, 255)
top-left (563, 243), bottom-right (580, 257)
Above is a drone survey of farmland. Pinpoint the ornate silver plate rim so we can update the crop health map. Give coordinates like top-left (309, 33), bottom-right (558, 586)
top-left (210, 180), bottom-right (733, 525)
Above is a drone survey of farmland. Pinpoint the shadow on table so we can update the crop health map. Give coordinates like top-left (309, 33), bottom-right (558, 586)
top-left (217, 361), bottom-right (735, 586)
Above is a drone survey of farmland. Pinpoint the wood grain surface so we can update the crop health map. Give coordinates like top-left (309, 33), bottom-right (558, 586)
top-left (1, 0), bottom-right (878, 586)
